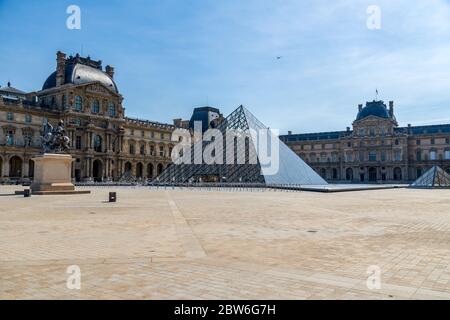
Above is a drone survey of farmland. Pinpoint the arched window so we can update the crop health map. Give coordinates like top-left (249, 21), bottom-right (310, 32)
top-left (74, 96), bottom-right (83, 111)
top-left (136, 162), bottom-right (143, 178)
top-left (92, 99), bottom-right (100, 113)
top-left (94, 135), bottom-right (102, 152)
top-left (157, 163), bottom-right (164, 175)
top-left (108, 103), bottom-right (116, 117)
top-left (346, 168), bottom-right (353, 181)
top-left (394, 167), bottom-right (402, 181)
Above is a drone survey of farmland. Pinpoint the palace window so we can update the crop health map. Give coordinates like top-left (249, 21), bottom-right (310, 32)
top-left (94, 135), bottom-right (103, 152)
top-left (161, 133), bottom-right (165, 140)
top-left (445, 150), bottom-right (450, 160)
top-left (141, 130), bottom-right (145, 137)
top-left (430, 150), bottom-right (437, 161)
top-left (359, 151), bottom-right (365, 161)
top-left (140, 144), bottom-right (145, 155)
top-left (431, 138), bottom-right (435, 145)
top-left (416, 139), bottom-right (421, 145)
top-left (92, 99), bottom-right (100, 113)
top-left (446, 138), bottom-right (449, 144)
top-left (130, 129), bottom-right (134, 136)
top-left (381, 151), bottom-right (386, 162)
top-left (62, 94), bottom-right (67, 109)
top-left (369, 128), bottom-right (375, 136)
top-left (6, 112), bottom-right (14, 121)
top-left (129, 143), bottom-right (135, 154)
top-left (345, 151), bottom-right (353, 162)
top-left (331, 153), bottom-right (338, 162)
top-left (108, 103), bottom-right (116, 117)
top-left (150, 145), bottom-right (155, 156)
top-left (74, 96), bottom-right (83, 111)
top-left (395, 139), bottom-right (399, 145)
top-left (416, 150), bottom-right (422, 161)
top-left (159, 146), bottom-right (164, 157)
top-left (359, 128), bottom-right (365, 136)
top-left (394, 150), bottom-right (402, 161)
top-left (169, 146), bottom-right (173, 158)
top-left (369, 151), bottom-right (377, 162)
top-left (76, 136), bottom-right (82, 150)
top-left (6, 129), bottom-right (14, 145)
top-left (25, 114), bottom-right (32, 123)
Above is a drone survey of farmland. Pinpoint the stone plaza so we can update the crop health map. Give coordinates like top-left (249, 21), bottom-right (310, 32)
top-left (1, 186), bottom-right (449, 300)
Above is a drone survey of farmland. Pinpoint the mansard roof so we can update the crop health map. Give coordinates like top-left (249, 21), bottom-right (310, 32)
top-left (42, 54), bottom-right (118, 93)
top-left (280, 130), bottom-right (351, 142)
top-left (356, 100), bottom-right (394, 121)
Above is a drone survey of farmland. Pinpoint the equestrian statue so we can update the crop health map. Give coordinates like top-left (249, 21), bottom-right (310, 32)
top-left (42, 120), bottom-right (71, 153)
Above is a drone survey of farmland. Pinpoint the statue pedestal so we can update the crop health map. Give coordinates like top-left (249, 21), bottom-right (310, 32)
top-left (30, 153), bottom-right (90, 195)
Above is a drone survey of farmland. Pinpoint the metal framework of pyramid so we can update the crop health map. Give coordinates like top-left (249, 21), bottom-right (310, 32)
top-left (410, 165), bottom-right (450, 188)
top-left (157, 105), bottom-right (327, 186)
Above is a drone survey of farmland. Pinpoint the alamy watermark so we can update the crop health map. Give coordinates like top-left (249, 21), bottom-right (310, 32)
top-left (366, 5), bottom-right (381, 30)
top-left (366, 265), bottom-right (381, 290)
top-left (66, 265), bottom-right (81, 290)
top-left (66, 5), bottom-right (81, 30)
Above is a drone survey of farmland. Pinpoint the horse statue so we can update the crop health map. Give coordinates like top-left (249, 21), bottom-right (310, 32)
top-left (42, 120), bottom-right (71, 153)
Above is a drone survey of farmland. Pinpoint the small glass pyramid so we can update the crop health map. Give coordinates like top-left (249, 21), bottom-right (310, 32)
top-left (410, 165), bottom-right (450, 188)
top-left (157, 105), bottom-right (327, 186)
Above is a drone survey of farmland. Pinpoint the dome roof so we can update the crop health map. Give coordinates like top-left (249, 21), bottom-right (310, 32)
top-left (42, 55), bottom-right (118, 93)
top-left (356, 100), bottom-right (393, 121)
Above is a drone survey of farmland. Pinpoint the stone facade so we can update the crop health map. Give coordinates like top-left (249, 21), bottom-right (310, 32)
top-left (280, 100), bottom-right (450, 183)
top-left (0, 51), bottom-right (175, 182)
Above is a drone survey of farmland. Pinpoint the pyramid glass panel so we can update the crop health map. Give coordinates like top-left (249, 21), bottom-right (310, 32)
top-left (157, 106), bottom-right (327, 186)
top-left (410, 165), bottom-right (450, 188)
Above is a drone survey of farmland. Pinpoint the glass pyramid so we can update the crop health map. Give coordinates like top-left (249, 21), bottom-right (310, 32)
top-left (410, 165), bottom-right (450, 188)
top-left (157, 105), bottom-right (327, 186)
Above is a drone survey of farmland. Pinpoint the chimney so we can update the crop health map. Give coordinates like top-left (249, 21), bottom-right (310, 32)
top-left (288, 131), bottom-right (292, 135)
top-left (389, 101), bottom-right (394, 117)
top-left (346, 127), bottom-right (350, 132)
top-left (56, 51), bottom-right (66, 87)
top-left (358, 104), bottom-right (363, 112)
top-left (105, 65), bottom-right (115, 78)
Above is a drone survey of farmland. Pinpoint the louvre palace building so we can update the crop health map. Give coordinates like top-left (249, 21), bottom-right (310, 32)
top-left (0, 51), bottom-right (175, 182)
top-left (2, 51), bottom-right (450, 184)
top-left (280, 100), bottom-right (450, 183)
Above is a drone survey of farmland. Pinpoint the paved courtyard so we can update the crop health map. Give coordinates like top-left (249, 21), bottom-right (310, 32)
top-left (1, 185), bottom-right (450, 300)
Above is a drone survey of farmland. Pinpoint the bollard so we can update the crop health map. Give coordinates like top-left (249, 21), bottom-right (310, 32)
top-left (109, 192), bottom-right (117, 202)
top-left (24, 189), bottom-right (31, 198)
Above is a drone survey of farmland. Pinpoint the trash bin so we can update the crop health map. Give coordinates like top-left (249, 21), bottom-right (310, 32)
top-left (109, 192), bottom-right (116, 202)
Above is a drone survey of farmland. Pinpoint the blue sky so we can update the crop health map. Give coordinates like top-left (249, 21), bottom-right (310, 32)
top-left (1, 0), bottom-right (450, 133)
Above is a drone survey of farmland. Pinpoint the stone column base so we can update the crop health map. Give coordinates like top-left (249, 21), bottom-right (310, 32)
top-left (29, 153), bottom-right (90, 195)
